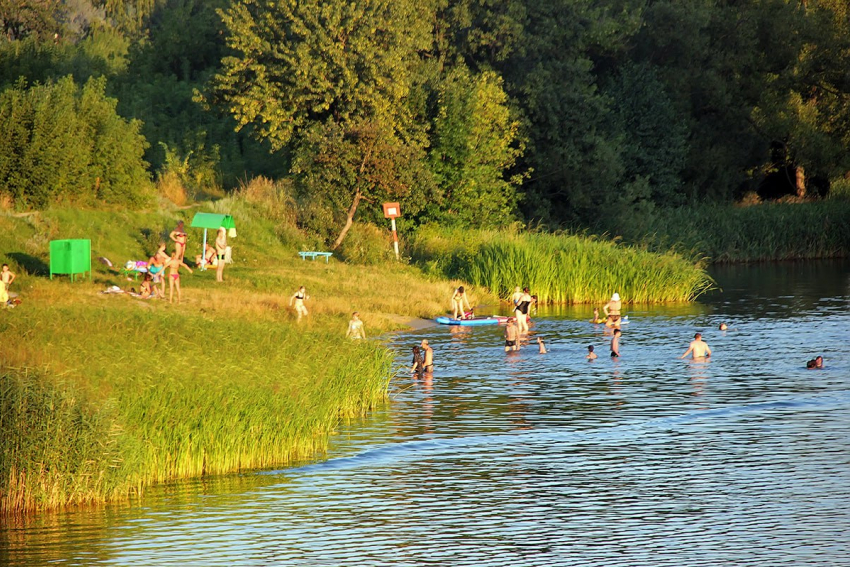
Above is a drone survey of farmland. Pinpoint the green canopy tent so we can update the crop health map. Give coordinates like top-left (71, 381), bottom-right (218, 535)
top-left (190, 213), bottom-right (236, 269)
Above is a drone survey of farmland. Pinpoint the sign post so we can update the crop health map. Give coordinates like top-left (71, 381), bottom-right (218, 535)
top-left (382, 202), bottom-right (401, 261)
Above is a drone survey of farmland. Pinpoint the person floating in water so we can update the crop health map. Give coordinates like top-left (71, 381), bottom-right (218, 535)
top-left (719, 322), bottom-right (728, 331)
top-left (680, 332), bottom-right (712, 359)
top-left (586, 345), bottom-right (598, 360)
top-left (806, 355), bottom-right (824, 369)
top-left (537, 336), bottom-right (547, 354)
top-left (346, 311), bottom-right (366, 339)
top-left (590, 308), bottom-right (603, 324)
top-left (451, 286), bottom-right (472, 319)
top-left (610, 329), bottom-right (621, 358)
top-left (504, 318), bottom-right (519, 352)
top-left (420, 339), bottom-right (434, 373)
top-left (604, 293), bottom-right (622, 328)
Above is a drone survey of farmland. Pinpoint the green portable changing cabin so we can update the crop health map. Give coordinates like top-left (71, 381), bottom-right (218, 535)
top-left (190, 213), bottom-right (236, 269)
top-left (49, 239), bottom-right (92, 281)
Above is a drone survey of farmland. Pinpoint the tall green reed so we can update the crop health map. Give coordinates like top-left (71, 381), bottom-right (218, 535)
top-left (412, 228), bottom-right (713, 303)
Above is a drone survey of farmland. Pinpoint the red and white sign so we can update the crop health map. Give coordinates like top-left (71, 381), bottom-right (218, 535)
top-left (382, 202), bottom-right (401, 219)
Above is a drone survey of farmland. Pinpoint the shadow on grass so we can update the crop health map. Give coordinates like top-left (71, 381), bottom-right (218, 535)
top-left (8, 252), bottom-right (49, 277)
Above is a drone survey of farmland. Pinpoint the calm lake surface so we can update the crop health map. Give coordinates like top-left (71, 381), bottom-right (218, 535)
top-left (2, 261), bottom-right (849, 566)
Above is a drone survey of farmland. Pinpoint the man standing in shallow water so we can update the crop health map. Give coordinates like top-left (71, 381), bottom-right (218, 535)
top-left (681, 333), bottom-right (712, 359)
top-left (421, 339), bottom-right (434, 373)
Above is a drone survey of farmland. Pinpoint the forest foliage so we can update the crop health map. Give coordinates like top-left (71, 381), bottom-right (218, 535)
top-left (2, 0), bottom-right (850, 244)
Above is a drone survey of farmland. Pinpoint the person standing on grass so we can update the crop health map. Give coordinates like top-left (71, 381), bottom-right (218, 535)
top-left (1, 264), bottom-right (16, 289)
top-left (504, 318), bottom-right (519, 352)
top-left (290, 286), bottom-right (309, 322)
top-left (604, 293), bottom-right (622, 328)
top-left (170, 220), bottom-right (188, 261)
top-left (611, 329), bottom-right (621, 358)
top-left (215, 227), bottom-right (227, 282)
top-left (451, 286), bottom-right (472, 319)
top-left (165, 251), bottom-right (193, 304)
top-left (148, 248), bottom-right (167, 298)
top-left (421, 339), bottom-right (434, 373)
top-left (346, 312), bottom-right (366, 339)
top-left (680, 333), bottom-right (711, 360)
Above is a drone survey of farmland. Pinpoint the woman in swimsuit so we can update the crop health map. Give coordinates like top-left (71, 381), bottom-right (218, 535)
top-left (290, 286), bottom-right (309, 321)
top-left (346, 312), bottom-right (366, 339)
top-left (411, 346), bottom-right (424, 375)
top-left (451, 286), bottom-right (472, 319)
top-left (604, 293), bottom-right (622, 328)
top-left (165, 251), bottom-right (193, 304)
top-left (148, 247), bottom-right (168, 298)
top-left (169, 221), bottom-right (188, 261)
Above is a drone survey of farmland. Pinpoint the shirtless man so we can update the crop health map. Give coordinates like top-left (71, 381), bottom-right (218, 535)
top-left (215, 227), bottom-right (227, 282)
top-left (169, 220), bottom-right (188, 261)
top-left (680, 333), bottom-right (712, 359)
top-left (611, 329), bottom-right (621, 358)
top-left (504, 319), bottom-right (519, 352)
top-left (586, 345), bottom-right (598, 360)
top-left (604, 293), bottom-right (622, 328)
top-left (421, 339), bottom-right (434, 373)
top-left (165, 251), bottom-right (193, 304)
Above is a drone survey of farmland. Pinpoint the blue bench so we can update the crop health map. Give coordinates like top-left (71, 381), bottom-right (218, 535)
top-left (299, 251), bottom-right (333, 263)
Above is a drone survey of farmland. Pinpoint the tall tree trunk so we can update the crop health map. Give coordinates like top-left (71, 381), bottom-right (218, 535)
top-left (331, 188), bottom-right (362, 250)
top-left (331, 140), bottom-right (375, 250)
top-left (796, 165), bottom-right (806, 198)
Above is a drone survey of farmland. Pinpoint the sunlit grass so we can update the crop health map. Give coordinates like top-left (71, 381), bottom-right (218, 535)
top-left (411, 226), bottom-right (714, 303)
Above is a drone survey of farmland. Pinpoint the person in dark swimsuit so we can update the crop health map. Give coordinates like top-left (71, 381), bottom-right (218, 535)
top-left (610, 328), bottom-right (621, 357)
top-left (411, 346), bottom-right (424, 375)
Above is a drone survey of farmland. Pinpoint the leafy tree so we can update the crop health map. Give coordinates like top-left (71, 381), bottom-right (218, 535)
top-left (0, 76), bottom-right (151, 208)
top-left (0, 0), bottom-right (64, 41)
top-left (427, 66), bottom-right (526, 226)
top-left (211, 0), bottom-right (434, 247)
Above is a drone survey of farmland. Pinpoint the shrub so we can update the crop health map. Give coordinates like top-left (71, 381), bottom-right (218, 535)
top-left (338, 222), bottom-right (395, 265)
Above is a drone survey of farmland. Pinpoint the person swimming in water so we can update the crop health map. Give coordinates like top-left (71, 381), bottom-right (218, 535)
top-left (680, 332), bottom-right (712, 359)
top-left (590, 308), bottom-right (603, 324)
top-left (719, 322), bottom-right (728, 331)
top-left (806, 355), bottom-right (823, 369)
top-left (537, 336), bottom-right (547, 354)
top-left (586, 345), bottom-right (598, 360)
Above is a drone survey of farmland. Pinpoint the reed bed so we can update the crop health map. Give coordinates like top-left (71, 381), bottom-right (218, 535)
top-left (1, 302), bottom-right (394, 513)
top-left (616, 201), bottom-right (850, 262)
top-left (411, 226), bottom-right (713, 303)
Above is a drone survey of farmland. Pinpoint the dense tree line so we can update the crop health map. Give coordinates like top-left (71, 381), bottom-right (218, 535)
top-left (1, 0), bottom-right (849, 241)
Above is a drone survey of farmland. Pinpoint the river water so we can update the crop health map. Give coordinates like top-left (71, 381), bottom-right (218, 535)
top-left (2, 261), bottom-right (849, 566)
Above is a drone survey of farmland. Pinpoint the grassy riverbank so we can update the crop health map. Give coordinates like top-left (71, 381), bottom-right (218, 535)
top-left (410, 226), bottom-right (714, 303)
top-left (0, 201), bottom-right (713, 513)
